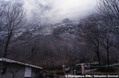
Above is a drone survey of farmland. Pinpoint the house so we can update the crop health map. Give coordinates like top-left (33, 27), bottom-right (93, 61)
top-left (0, 58), bottom-right (43, 78)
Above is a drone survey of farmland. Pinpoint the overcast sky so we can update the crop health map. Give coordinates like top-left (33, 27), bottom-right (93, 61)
top-left (2, 0), bottom-right (99, 24)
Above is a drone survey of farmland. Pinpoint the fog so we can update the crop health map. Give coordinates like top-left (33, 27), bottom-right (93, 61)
top-left (1, 0), bottom-right (98, 24)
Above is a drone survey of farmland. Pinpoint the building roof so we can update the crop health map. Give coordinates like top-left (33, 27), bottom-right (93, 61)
top-left (0, 58), bottom-right (43, 69)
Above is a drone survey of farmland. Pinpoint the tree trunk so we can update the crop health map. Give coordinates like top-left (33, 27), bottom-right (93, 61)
top-left (3, 34), bottom-right (11, 58)
top-left (97, 40), bottom-right (101, 65)
top-left (107, 48), bottom-right (110, 66)
top-left (12, 73), bottom-right (15, 78)
top-left (97, 50), bottom-right (101, 66)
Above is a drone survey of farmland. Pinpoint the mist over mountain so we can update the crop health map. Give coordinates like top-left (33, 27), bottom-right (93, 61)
top-left (0, 0), bottom-right (99, 44)
top-left (0, 0), bottom-right (98, 24)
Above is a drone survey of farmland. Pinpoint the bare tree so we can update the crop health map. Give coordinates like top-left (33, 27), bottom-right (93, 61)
top-left (80, 14), bottom-right (101, 65)
top-left (98, 0), bottom-right (119, 34)
top-left (3, 5), bottom-right (25, 58)
top-left (99, 16), bottom-right (115, 65)
top-left (0, 6), bottom-right (4, 46)
top-left (98, 0), bottom-right (119, 18)
top-left (0, 6), bottom-right (4, 31)
top-left (97, 0), bottom-right (119, 65)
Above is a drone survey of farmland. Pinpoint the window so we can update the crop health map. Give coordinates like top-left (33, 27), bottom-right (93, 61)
top-left (24, 66), bottom-right (32, 78)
